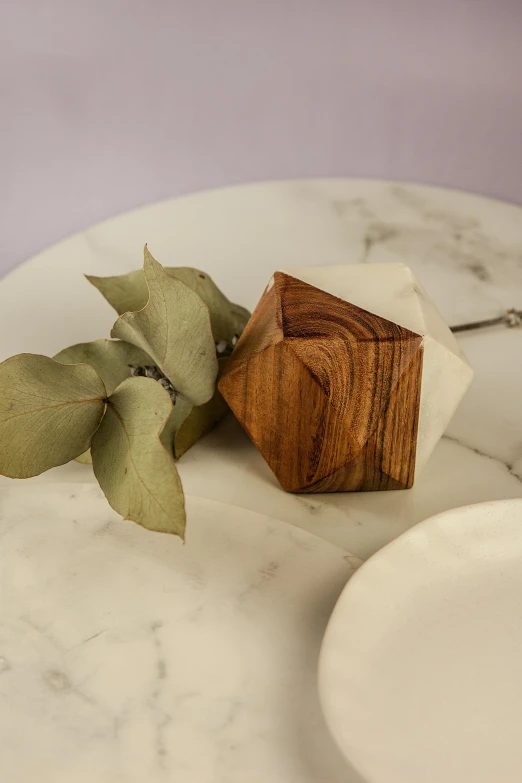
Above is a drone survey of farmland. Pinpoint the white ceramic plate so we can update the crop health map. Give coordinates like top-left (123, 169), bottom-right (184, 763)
top-left (0, 483), bottom-right (364, 783)
top-left (319, 499), bottom-right (522, 783)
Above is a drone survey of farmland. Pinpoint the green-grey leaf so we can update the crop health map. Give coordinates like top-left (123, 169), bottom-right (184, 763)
top-left (162, 358), bottom-right (230, 459)
top-left (75, 449), bottom-right (92, 465)
top-left (54, 339), bottom-right (152, 396)
top-left (162, 266), bottom-right (250, 343)
top-left (174, 389), bottom-right (229, 459)
top-left (87, 248), bottom-right (250, 342)
top-left (159, 395), bottom-right (192, 457)
top-left (86, 268), bottom-right (148, 316)
top-left (0, 354), bottom-right (106, 478)
top-left (91, 377), bottom-right (185, 537)
top-left (111, 252), bottom-right (218, 406)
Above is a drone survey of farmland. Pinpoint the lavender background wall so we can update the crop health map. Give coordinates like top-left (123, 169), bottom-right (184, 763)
top-left (2, 0), bottom-right (522, 274)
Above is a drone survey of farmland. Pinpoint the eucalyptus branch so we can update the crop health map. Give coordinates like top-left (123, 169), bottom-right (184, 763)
top-left (0, 248), bottom-right (250, 537)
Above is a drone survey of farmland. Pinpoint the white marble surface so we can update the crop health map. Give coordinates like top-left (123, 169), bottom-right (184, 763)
top-left (0, 179), bottom-right (520, 562)
top-left (0, 178), bottom-right (521, 782)
top-left (0, 483), bottom-right (361, 783)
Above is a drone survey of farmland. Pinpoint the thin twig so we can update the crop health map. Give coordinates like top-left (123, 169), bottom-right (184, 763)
top-left (450, 308), bottom-right (522, 334)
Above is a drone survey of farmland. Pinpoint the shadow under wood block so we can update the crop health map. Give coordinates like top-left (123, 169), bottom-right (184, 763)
top-left (219, 265), bottom-right (473, 494)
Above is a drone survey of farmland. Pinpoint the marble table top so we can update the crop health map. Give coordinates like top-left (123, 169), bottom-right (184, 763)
top-left (0, 179), bottom-right (521, 781)
top-left (0, 179), bottom-right (520, 561)
top-left (0, 484), bottom-right (359, 783)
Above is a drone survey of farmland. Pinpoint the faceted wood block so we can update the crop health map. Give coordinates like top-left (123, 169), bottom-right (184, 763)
top-left (219, 264), bottom-right (473, 493)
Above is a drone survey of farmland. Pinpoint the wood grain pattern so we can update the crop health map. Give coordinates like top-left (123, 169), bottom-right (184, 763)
top-left (219, 272), bottom-right (424, 493)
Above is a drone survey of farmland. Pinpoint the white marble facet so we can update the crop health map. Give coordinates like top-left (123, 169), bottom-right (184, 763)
top-left (284, 262), bottom-right (474, 474)
top-left (319, 499), bottom-right (522, 783)
top-left (0, 178), bottom-right (521, 561)
top-left (0, 483), bottom-right (361, 783)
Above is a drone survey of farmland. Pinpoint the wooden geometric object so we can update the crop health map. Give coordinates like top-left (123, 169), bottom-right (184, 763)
top-left (219, 271), bottom-right (425, 493)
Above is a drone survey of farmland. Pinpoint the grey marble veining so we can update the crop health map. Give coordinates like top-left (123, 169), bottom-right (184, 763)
top-left (0, 484), bottom-right (361, 783)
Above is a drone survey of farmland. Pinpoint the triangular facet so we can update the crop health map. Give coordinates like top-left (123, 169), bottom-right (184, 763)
top-left (220, 341), bottom-right (363, 492)
top-left (301, 457), bottom-right (407, 493)
top-left (283, 263), bottom-right (426, 335)
top-left (294, 339), bottom-right (423, 492)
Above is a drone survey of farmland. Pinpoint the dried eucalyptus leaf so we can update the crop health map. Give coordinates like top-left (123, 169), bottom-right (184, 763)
top-left (86, 269), bottom-right (148, 316)
top-left (87, 248), bottom-right (250, 342)
top-left (54, 339), bottom-right (151, 396)
top-left (163, 265), bottom-right (250, 343)
top-left (174, 388), bottom-right (229, 459)
top-left (159, 395), bottom-right (193, 456)
top-left (158, 359), bottom-right (229, 459)
top-left (111, 252), bottom-right (218, 406)
top-left (0, 354), bottom-right (106, 478)
top-left (75, 449), bottom-right (92, 465)
top-left (168, 358), bottom-right (230, 458)
top-left (91, 377), bottom-right (185, 537)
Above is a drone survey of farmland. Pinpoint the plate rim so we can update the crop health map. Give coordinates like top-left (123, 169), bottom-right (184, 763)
top-left (318, 496), bottom-right (522, 781)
